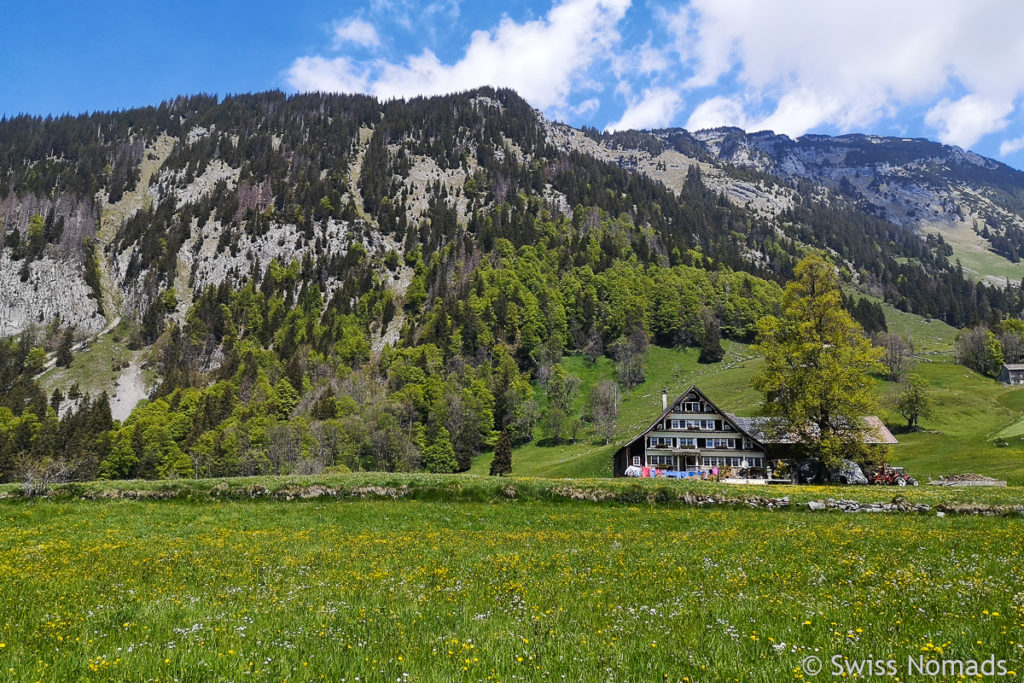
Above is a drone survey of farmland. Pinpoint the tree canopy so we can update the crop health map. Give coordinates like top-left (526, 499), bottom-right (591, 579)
top-left (752, 253), bottom-right (885, 467)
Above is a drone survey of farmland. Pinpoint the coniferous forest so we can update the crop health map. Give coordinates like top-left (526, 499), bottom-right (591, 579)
top-left (2, 87), bottom-right (1022, 483)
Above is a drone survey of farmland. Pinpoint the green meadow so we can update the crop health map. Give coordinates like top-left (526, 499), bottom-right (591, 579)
top-left (0, 497), bottom-right (1021, 682)
top-left (471, 328), bottom-right (1024, 485)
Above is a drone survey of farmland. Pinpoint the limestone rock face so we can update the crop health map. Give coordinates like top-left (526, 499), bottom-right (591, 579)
top-left (0, 253), bottom-right (104, 337)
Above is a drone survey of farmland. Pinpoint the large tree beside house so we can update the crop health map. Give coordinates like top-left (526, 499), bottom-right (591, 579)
top-left (752, 253), bottom-right (886, 468)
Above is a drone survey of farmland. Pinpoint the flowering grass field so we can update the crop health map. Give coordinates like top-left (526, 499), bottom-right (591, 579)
top-left (1, 497), bottom-right (1022, 682)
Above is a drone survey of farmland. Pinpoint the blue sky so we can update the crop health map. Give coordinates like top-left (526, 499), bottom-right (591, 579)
top-left (4, 0), bottom-right (1024, 169)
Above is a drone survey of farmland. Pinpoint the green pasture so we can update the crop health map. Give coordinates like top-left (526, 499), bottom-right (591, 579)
top-left (0, 498), bottom-right (1020, 682)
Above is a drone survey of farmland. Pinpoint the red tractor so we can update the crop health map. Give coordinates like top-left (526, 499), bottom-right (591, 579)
top-left (868, 463), bottom-right (918, 486)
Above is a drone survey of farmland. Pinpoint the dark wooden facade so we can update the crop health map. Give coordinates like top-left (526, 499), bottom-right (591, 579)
top-left (612, 386), bottom-right (767, 477)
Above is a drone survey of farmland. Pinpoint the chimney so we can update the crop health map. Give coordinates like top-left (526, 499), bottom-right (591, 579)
top-left (662, 388), bottom-right (668, 411)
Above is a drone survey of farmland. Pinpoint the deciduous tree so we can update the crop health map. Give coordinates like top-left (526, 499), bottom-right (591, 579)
top-left (752, 253), bottom-right (885, 467)
top-left (588, 380), bottom-right (621, 445)
top-left (876, 332), bottom-right (914, 381)
top-left (542, 364), bottom-right (580, 445)
top-left (894, 375), bottom-right (934, 430)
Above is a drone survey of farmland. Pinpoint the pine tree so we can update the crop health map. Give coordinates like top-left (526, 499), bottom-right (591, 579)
top-left (698, 311), bottom-right (725, 364)
top-left (489, 429), bottom-right (512, 476)
top-left (56, 329), bottom-right (74, 368)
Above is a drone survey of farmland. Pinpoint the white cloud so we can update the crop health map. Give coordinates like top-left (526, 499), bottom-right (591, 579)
top-left (611, 39), bottom-right (669, 79)
top-left (573, 98), bottom-right (601, 116)
top-left (333, 18), bottom-right (380, 49)
top-left (685, 95), bottom-right (749, 131)
top-left (1000, 135), bottom-right (1024, 157)
top-left (286, 0), bottom-right (1024, 157)
top-left (287, 56), bottom-right (369, 94)
top-left (605, 87), bottom-right (682, 131)
top-left (667, 0), bottom-right (1024, 145)
top-left (289, 0), bottom-right (630, 112)
top-left (925, 95), bottom-right (1014, 148)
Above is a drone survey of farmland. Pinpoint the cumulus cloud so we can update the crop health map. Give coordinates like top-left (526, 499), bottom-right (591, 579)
top-left (605, 87), bottom-right (682, 132)
top-left (1000, 135), bottom-right (1024, 157)
top-left (288, 0), bottom-right (630, 112)
top-left (284, 0), bottom-right (1024, 159)
top-left (685, 95), bottom-right (749, 132)
top-left (667, 0), bottom-right (1024, 144)
top-left (573, 98), bottom-right (601, 116)
top-left (925, 95), bottom-right (1014, 148)
top-left (332, 18), bottom-right (380, 49)
top-left (287, 56), bottom-right (369, 94)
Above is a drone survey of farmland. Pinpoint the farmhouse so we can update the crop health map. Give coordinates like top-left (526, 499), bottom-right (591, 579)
top-left (613, 387), bottom-right (768, 477)
top-left (612, 386), bottom-right (897, 477)
top-left (998, 363), bottom-right (1024, 385)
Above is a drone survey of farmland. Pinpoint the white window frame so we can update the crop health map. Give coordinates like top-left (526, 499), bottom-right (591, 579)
top-left (632, 456), bottom-right (641, 466)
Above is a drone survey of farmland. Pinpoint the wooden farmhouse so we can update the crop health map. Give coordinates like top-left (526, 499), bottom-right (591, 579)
top-left (612, 386), bottom-right (897, 477)
top-left (612, 386), bottom-right (768, 477)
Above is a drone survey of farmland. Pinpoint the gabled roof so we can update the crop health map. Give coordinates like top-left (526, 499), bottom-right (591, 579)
top-left (617, 385), bottom-right (768, 451)
top-left (730, 415), bottom-right (898, 445)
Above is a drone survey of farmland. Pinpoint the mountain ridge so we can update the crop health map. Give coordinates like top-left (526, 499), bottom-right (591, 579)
top-left (3, 87), bottom-right (1022, 344)
top-left (3, 87), bottom-right (1024, 484)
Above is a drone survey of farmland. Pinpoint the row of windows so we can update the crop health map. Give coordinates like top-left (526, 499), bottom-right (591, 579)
top-left (648, 437), bottom-right (752, 449)
top-left (668, 419), bottom-right (730, 431)
top-left (632, 455), bottom-right (765, 468)
top-left (649, 436), bottom-right (697, 448)
top-left (703, 456), bottom-right (764, 468)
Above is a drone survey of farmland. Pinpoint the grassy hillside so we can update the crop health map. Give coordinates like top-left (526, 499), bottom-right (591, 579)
top-left (476, 329), bottom-right (1024, 484)
top-left (469, 341), bottom-right (763, 478)
top-left (924, 219), bottom-right (1024, 284)
top-left (878, 361), bottom-right (1024, 484)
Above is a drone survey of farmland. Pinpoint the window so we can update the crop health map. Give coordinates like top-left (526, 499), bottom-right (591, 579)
top-left (702, 419), bottom-right (716, 430)
top-left (683, 401), bottom-right (702, 412)
top-left (742, 439), bottom-right (751, 450)
top-left (632, 456), bottom-right (641, 466)
top-left (706, 438), bottom-right (736, 449)
top-left (677, 437), bottom-right (696, 448)
top-left (650, 455), bottom-right (675, 467)
top-left (671, 419), bottom-right (680, 429)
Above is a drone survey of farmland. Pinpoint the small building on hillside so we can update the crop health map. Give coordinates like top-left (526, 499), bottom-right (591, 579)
top-left (612, 386), bottom-right (897, 477)
top-left (998, 364), bottom-right (1024, 385)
